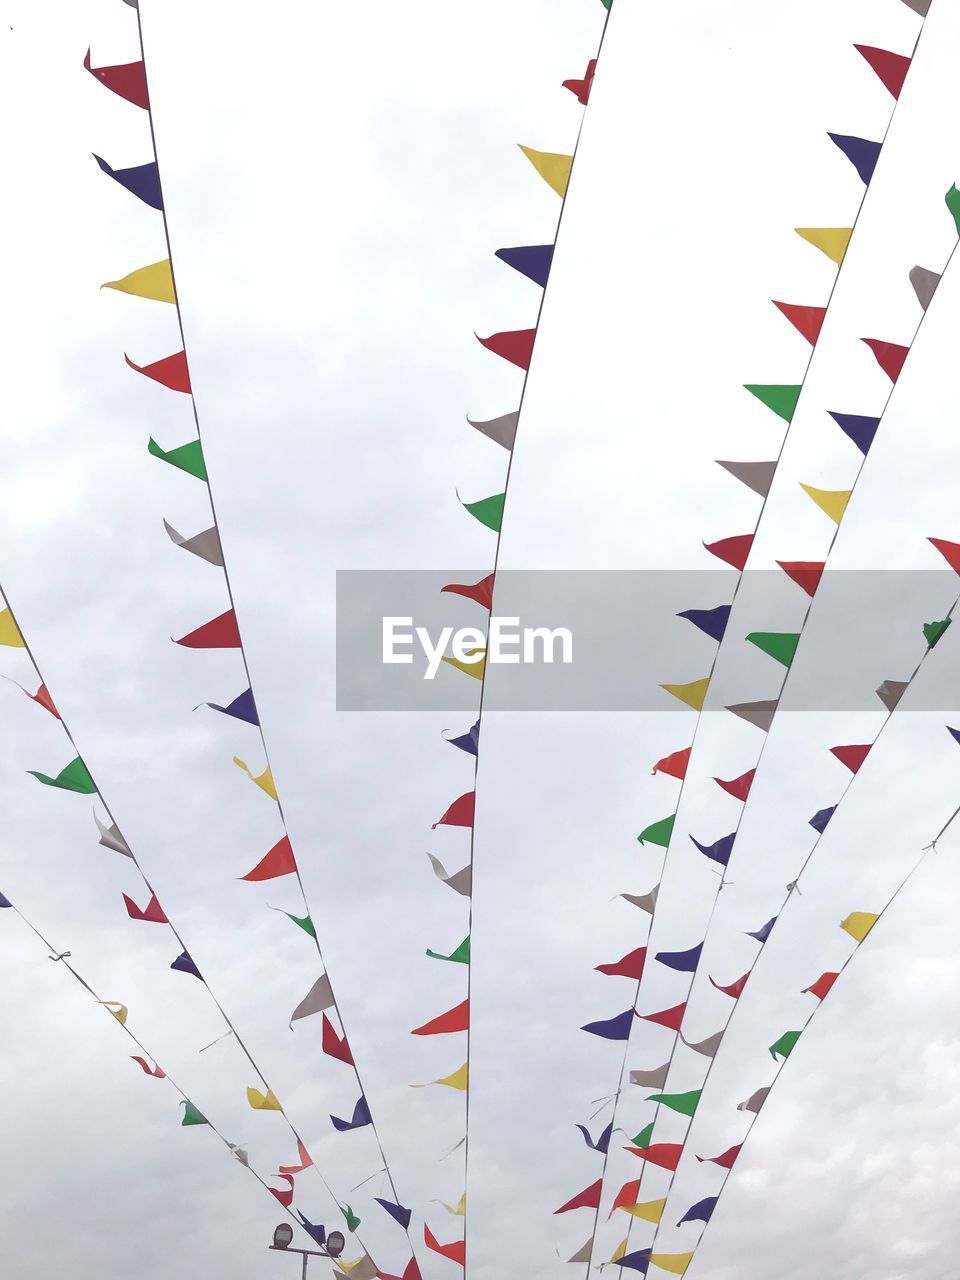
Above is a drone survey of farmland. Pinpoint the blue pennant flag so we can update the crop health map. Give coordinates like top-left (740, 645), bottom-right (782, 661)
top-left (690, 832), bottom-right (735, 867)
top-left (575, 1121), bottom-right (613, 1153)
top-left (809, 805), bottom-right (836, 834)
top-left (494, 244), bottom-right (554, 288)
top-left (93, 154), bottom-right (163, 210)
top-left (581, 1009), bottom-right (635, 1041)
top-left (375, 1199), bottom-right (412, 1229)
top-left (746, 916), bottom-right (777, 944)
top-left (828, 133), bottom-right (881, 184)
top-left (828, 411), bottom-right (880, 456)
top-left (331, 1096), bottom-right (372, 1132)
top-left (678, 1195), bottom-right (717, 1226)
top-left (445, 720), bottom-right (479, 756)
top-left (197, 688), bottom-right (259, 725)
top-left (655, 942), bottom-right (702, 972)
top-left (170, 950), bottom-right (202, 979)
top-left (677, 604), bottom-right (730, 642)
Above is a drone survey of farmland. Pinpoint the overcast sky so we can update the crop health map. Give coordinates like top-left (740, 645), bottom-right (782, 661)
top-left (2, 1), bottom-right (960, 1279)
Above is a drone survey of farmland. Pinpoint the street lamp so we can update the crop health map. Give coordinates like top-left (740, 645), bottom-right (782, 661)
top-left (270, 1224), bottom-right (346, 1279)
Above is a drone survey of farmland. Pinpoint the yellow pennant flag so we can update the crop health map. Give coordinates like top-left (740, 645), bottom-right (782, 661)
top-left (335, 1256), bottom-right (377, 1280)
top-left (794, 227), bottom-right (852, 266)
top-left (442, 648), bottom-right (486, 680)
top-left (233, 757), bottom-right (279, 801)
top-left (840, 911), bottom-right (879, 943)
top-left (610, 1237), bottom-right (629, 1263)
top-left (660, 677), bottom-right (710, 711)
top-left (100, 1000), bottom-right (128, 1025)
top-left (413, 1061), bottom-right (468, 1091)
top-left (621, 1198), bottom-right (666, 1224)
top-left (800, 483), bottom-right (851, 526)
top-left (102, 259), bottom-right (176, 303)
top-left (651, 1253), bottom-right (695, 1275)
top-left (433, 1193), bottom-right (466, 1216)
top-left (0, 608), bottom-right (25, 648)
top-left (247, 1086), bottom-right (282, 1111)
top-left (518, 145), bottom-right (573, 197)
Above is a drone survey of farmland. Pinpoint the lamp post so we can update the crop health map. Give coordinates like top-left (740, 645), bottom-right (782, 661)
top-left (270, 1224), bottom-right (345, 1279)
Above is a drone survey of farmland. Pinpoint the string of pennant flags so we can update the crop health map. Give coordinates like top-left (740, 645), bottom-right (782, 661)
top-left (422, 0), bottom-right (615, 1269)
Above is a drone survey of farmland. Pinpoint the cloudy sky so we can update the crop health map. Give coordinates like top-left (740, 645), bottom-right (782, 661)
top-left (2, 1), bottom-right (960, 1279)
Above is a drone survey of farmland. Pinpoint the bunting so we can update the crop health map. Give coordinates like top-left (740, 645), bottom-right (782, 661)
top-left (423, 1226), bottom-right (465, 1265)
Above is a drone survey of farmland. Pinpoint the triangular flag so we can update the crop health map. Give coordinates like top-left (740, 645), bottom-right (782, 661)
top-left (703, 534), bottom-right (753, 570)
top-left (770, 1030), bottom-right (801, 1061)
top-left (269, 1174), bottom-right (295, 1208)
top-left (28, 756), bottom-right (96, 794)
top-left (660, 678), bottom-right (710, 711)
top-left (744, 383), bottom-right (802, 422)
top-left (375, 1199), bottom-right (412, 1230)
top-left (738, 1086), bottom-right (769, 1114)
top-left (624, 1143), bottom-right (683, 1171)
top-left (94, 155), bottom-right (162, 210)
top-left (747, 630), bottom-right (800, 667)
top-left (648, 1252), bottom-right (695, 1275)
top-left (746, 916), bottom-right (777, 943)
top-left (716, 459), bottom-right (777, 497)
top-left (99, 1000), bottom-right (127, 1023)
top-left (652, 747), bottom-right (691, 780)
top-left (676, 605), bottom-right (729, 642)
top-left (655, 943), bottom-right (702, 973)
top-left (21, 682), bottom-right (59, 718)
top-left (637, 814), bottom-right (675, 847)
top-left (777, 560), bottom-right (824, 596)
top-left (713, 769), bottom-right (755, 801)
top-left (477, 329), bottom-right (536, 370)
top-left (175, 609), bottom-right (241, 648)
top-left (555, 1179), bottom-right (602, 1214)
top-left (910, 265), bottom-right (941, 311)
top-left (148, 436), bottom-right (206, 480)
top-left (426, 854), bottom-right (472, 897)
top-left (331, 1097), bottom-right (372, 1132)
top-left (726, 699), bottom-right (777, 731)
top-left (696, 1144), bottom-right (741, 1169)
top-left (180, 1100), bottom-right (208, 1126)
top-left (170, 951), bottom-right (201, 979)
top-left (596, 947), bottom-right (646, 979)
top-left (233, 757), bottom-right (278, 799)
top-left (646, 1089), bottom-right (700, 1117)
top-left (95, 813), bottom-right (133, 858)
top-left (800, 483), bottom-right (851, 525)
top-left (566, 1238), bottom-right (595, 1265)
top-left (809, 805), bottom-right (836, 834)
top-left (102, 259), bottom-right (175, 302)
top-left (611, 1238), bottom-right (629, 1264)
top-left (295, 1214), bottom-right (326, 1248)
top-left (678, 1198), bottom-right (717, 1227)
top-left (125, 349), bottom-right (190, 391)
top-left (629, 1062), bottom-right (669, 1088)
top-left (830, 743), bottom-right (871, 773)
top-left (427, 936), bottom-right (470, 964)
top-left (803, 971), bottom-right (839, 1000)
top-left (690, 832), bottom-right (735, 867)
top-left (83, 48), bottom-right (148, 108)
top-left (198, 688), bottom-right (259, 725)
top-left (948, 726), bottom-right (960, 747)
top-left (122, 891), bottom-right (167, 923)
top-left (899, 0), bottom-right (930, 12)
top-left (411, 999), bottom-right (469, 1036)
top-left (247, 1086), bottom-right (282, 1111)
top-left (681, 1029), bottom-right (725, 1058)
top-left (494, 245), bottom-right (554, 288)
top-left (862, 337), bottom-right (909, 383)
top-left (562, 58), bottom-right (597, 105)
top-left (442, 648), bottom-right (486, 680)
top-left (241, 836), bottom-right (296, 881)
top-left (131, 1055), bottom-right (165, 1078)
top-left (0, 609), bottom-right (25, 648)
top-left (946, 183), bottom-right (960, 234)
top-left (441, 575), bottom-right (494, 610)
top-left (840, 910), bottom-right (879, 943)
top-left (518, 145), bottom-right (573, 197)
top-left (575, 1122), bottom-right (612, 1154)
top-left (459, 491), bottom-right (504, 532)
top-left (828, 411), bottom-right (880, 456)
top-left (640, 1002), bottom-right (686, 1031)
top-left (443, 721), bottom-right (479, 756)
top-left (828, 133), bottom-right (881, 184)
top-left (412, 1061), bottom-right (468, 1091)
top-left (466, 410), bottom-right (517, 451)
top-left (432, 791), bottom-right (475, 830)
top-left (876, 679), bottom-right (908, 711)
top-left (710, 971), bottom-right (749, 999)
top-left (322, 1013), bottom-right (354, 1065)
top-left (341, 1205), bottom-right (361, 1232)
top-left (617, 1252), bottom-right (653, 1275)
top-left (621, 1200), bottom-right (666, 1225)
top-left (163, 520), bottom-right (223, 565)
top-left (582, 1010), bottom-right (635, 1041)
top-left (854, 44), bottom-right (911, 99)
top-left (923, 617), bottom-right (951, 648)
top-left (621, 885), bottom-right (659, 914)
top-left (772, 301), bottom-right (826, 345)
top-left (795, 226), bottom-right (852, 265)
top-left (423, 1226), bottom-right (465, 1265)
top-left (928, 537), bottom-right (960, 574)
top-left (290, 974), bottom-right (335, 1024)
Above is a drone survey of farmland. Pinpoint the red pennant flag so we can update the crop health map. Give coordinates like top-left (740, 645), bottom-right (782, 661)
top-left (562, 58), bottom-right (597, 104)
top-left (773, 301), bottom-right (827, 345)
top-left (862, 338), bottom-right (909, 383)
top-left (378, 1260), bottom-right (421, 1280)
top-left (412, 999), bottom-right (470, 1036)
top-left (279, 1138), bottom-right (313, 1176)
top-left (125, 351), bottom-right (191, 393)
top-left (131, 1055), bottom-right (165, 1078)
top-left (777, 560), bottom-right (825, 597)
top-left (441, 575), bottom-right (494, 610)
top-left (610, 1178), bottom-right (641, 1215)
top-left (696, 1143), bottom-right (742, 1169)
top-left (929, 537), bottom-right (960, 574)
top-left (710, 972), bottom-right (749, 999)
top-left (640, 1002), bottom-right (686, 1031)
top-left (175, 609), bottom-right (242, 648)
top-left (269, 1174), bottom-right (295, 1208)
top-left (476, 329), bottom-right (537, 370)
top-left (83, 49), bottom-right (149, 109)
top-left (653, 746), bottom-right (691, 780)
top-left (802, 971), bottom-right (839, 1000)
top-left (704, 534), bottom-right (753, 570)
top-left (432, 791), bottom-right (475, 830)
top-left (713, 769), bottom-right (755, 801)
top-left (554, 1179), bottom-right (603, 1214)
top-left (424, 1226), bottom-right (465, 1265)
top-left (321, 1013), bottom-right (354, 1065)
top-left (241, 836), bottom-right (297, 881)
top-left (854, 44), bottom-right (911, 99)
top-left (624, 1142), bottom-right (683, 1171)
top-left (122, 891), bottom-right (168, 923)
top-left (830, 743), bottom-right (871, 773)
top-left (27, 683), bottom-right (61, 719)
top-left (595, 947), bottom-right (647, 979)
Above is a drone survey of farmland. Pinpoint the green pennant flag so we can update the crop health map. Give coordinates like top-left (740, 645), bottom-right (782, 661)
top-left (744, 384), bottom-right (802, 423)
top-left (769, 1030), bottom-right (801, 1061)
top-left (181, 1100), bottom-right (208, 1126)
top-left (148, 436), bottom-right (207, 481)
top-left (460, 491), bottom-right (505, 532)
top-left (923, 617), bottom-right (951, 648)
top-left (747, 631), bottom-right (800, 668)
top-left (286, 911), bottom-right (316, 939)
top-left (631, 1121), bottom-right (654, 1148)
top-left (646, 1088), bottom-right (701, 1117)
top-left (946, 184), bottom-right (960, 237)
top-left (27, 755), bottom-right (96, 794)
top-left (341, 1204), bottom-right (361, 1233)
top-left (427, 936), bottom-right (471, 964)
top-left (637, 814), bottom-right (675, 847)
